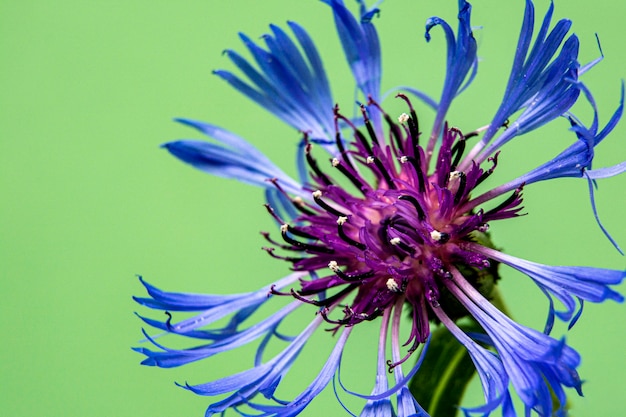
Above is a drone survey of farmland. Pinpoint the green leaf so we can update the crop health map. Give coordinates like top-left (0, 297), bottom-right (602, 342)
top-left (408, 320), bottom-right (482, 417)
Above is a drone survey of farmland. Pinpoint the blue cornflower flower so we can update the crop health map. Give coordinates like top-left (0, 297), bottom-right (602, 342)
top-left (135, 1), bottom-right (625, 416)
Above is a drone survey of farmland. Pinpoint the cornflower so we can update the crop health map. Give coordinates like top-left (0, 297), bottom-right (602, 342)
top-left (134, 1), bottom-right (625, 415)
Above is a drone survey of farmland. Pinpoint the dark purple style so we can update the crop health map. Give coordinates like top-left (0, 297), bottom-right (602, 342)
top-left (135, 1), bottom-right (625, 416)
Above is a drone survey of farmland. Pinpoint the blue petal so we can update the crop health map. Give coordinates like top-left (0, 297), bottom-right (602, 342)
top-left (248, 326), bottom-right (353, 416)
top-left (359, 317), bottom-right (396, 417)
top-left (470, 82), bottom-right (623, 210)
top-left (425, 0), bottom-right (477, 146)
top-left (323, 0), bottom-right (382, 102)
top-left (134, 275), bottom-right (240, 311)
top-left (189, 316), bottom-right (324, 414)
top-left (134, 273), bottom-right (303, 336)
top-left (477, 84), bottom-right (625, 251)
top-left (479, 34), bottom-right (580, 157)
top-left (585, 171), bottom-right (624, 254)
top-left (134, 302), bottom-right (301, 368)
top-left (359, 374), bottom-right (395, 417)
top-left (287, 21), bottom-right (333, 112)
top-left (448, 267), bottom-right (583, 416)
top-left (587, 161), bottom-right (626, 179)
top-left (164, 120), bottom-right (304, 196)
top-left (462, 1), bottom-right (582, 167)
top-left (239, 32), bottom-right (330, 133)
top-left (474, 245), bottom-right (625, 331)
top-left (431, 306), bottom-right (512, 416)
top-left (215, 22), bottom-right (336, 147)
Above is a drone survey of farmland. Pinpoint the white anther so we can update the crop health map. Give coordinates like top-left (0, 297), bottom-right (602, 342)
top-left (390, 237), bottom-right (401, 246)
top-left (386, 278), bottom-right (400, 292)
top-left (449, 171), bottom-right (462, 181)
top-left (292, 196), bottom-right (304, 205)
top-left (359, 313), bottom-right (369, 318)
top-left (430, 230), bottom-right (443, 242)
top-left (312, 190), bottom-right (323, 198)
top-left (331, 158), bottom-right (340, 167)
top-left (398, 113), bottom-right (410, 123)
top-left (337, 216), bottom-right (348, 225)
top-left (328, 260), bottom-right (340, 272)
top-left (280, 224), bottom-right (289, 233)
top-left (399, 156), bottom-right (409, 164)
top-left (366, 156), bottom-right (375, 164)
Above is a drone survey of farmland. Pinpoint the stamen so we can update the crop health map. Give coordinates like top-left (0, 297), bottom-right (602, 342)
top-left (372, 157), bottom-right (397, 190)
top-left (337, 221), bottom-right (367, 250)
top-left (334, 108), bottom-right (373, 155)
top-left (450, 138), bottom-right (466, 170)
top-left (305, 142), bottom-right (333, 186)
top-left (269, 284), bottom-right (292, 297)
top-left (360, 104), bottom-right (380, 147)
top-left (281, 226), bottom-right (335, 254)
top-left (289, 288), bottom-right (326, 306)
top-left (386, 348), bottom-right (417, 372)
top-left (386, 278), bottom-right (400, 292)
top-left (366, 156), bottom-right (375, 164)
top-left (334, 106), bottom-right (356, 172)
top-left (262, 247), bottom-right (305, 263)
top-left (368, 98), bottom-right (405, 152)
top-left (267, 178), bottom-right (316, 216)
top-left (261, 231), bottom-right (306, 252)
top-left (389, 237), bottom-right (415, 255)
top-left (285, 224), bottom-right (318, 240)
top-left (395, 93), bottom-right (420, 150)
top-left (328, 261), bottom-right (375, 282)
top-left (398, 195), bottom-right (426, 221)
top-left (403, 155), bottom-right (426, 193)
top-left (312, 190), bottom-right (348, 217)
top-left (430, 230), bottom-right (450, 244)
top-left (388, 217), bottom-right (417, 236)
top-left (332, 159), bottom-right (367, 193)
top-left (484, 185), bottom-right (523, 217)
top-left (291, 196), bottom-right (316, 216)
top-left (264, 203), bottom-right (288, 225)
top-left (335, 269), bottom-right (375, 282)
top-left (319, 308), bottom-right (351, 325)
top-left (398, 113), bottom-right (410, 123)
top-left (452, 172), bottom-right (467, 205)
top-left (298, 284), bottom-right (359, 304)
top-left (476, 151), bottom-right (500, 186)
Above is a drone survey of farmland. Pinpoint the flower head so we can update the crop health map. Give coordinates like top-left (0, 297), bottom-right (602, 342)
top-left (136, 1), bottom-right (625, 416)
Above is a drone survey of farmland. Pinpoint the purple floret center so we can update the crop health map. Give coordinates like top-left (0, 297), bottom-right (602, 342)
top-left (265, 97), bottom-right (523, 348)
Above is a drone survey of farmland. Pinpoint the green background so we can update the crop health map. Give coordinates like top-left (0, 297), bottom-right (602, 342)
top-left (1, 0), bottom-right (624, 416)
